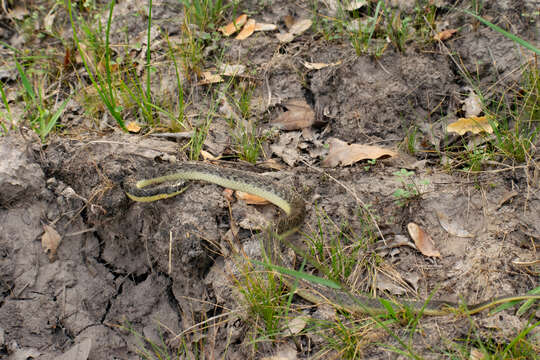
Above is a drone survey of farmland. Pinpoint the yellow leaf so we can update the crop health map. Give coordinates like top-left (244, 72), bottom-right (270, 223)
top-left (447, 116), bottom-right (494, 135)
top-left (433, 28), bottom-right (458, 41)
top-left (236, 19), bottom-right (256, 40)
top-left (126, 121), bottom-right (141, 133)
top-left (219, 14), bottom-right (248, 36)
top-left (198, 71), bottom-right (223, 85)
top-left (236, 191), bottom-right (270, 205)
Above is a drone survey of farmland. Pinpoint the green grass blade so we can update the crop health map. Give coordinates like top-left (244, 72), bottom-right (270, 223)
top-left (463, 9), bottom-right (540, 55)
top-left (252, 259), bottom-right (342, 290)
top-left (104, 0), bottom-right (115, 102)
top-left (66, 0), bottom-right (127, 131)
top-left (15, 61), bottom-right (36, 102)
top-left (0, 80), bottom-right (11, 123)
top-left (145, 0), bottom-right (153, 125)
top-left (42, 95), bottom-right (72, 138)
top-left (492, 286), bottom-right (540, 315)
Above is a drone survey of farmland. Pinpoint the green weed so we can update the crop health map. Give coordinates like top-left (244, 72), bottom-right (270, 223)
top-left (237, 262), bottom-right (291, 338)
top-left (15, 60), bottom-right (71, 141)
top-left (392, 169), bottom-right (428, 206)
top-left (0, 80), bottom-right (12, 134)
top-left (179, 0), bottom-right (228, 34)
top-left (67, 0), bottom-right (126, 130)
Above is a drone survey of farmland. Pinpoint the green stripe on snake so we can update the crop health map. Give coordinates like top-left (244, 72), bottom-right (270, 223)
top-left (124, 161), bottom-right (540, 316)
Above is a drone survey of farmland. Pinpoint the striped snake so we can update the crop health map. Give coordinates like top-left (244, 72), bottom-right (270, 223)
top-left (124, 162), bottom-right (539, 316)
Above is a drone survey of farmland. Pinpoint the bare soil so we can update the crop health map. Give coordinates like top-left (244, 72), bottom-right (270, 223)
top-left (0, 0), bottom-right (538, 359)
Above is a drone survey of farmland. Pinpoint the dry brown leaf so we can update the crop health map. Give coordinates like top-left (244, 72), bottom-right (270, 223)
top-left (220, 14), bottom-right (248, 36)
top-left (283, 15), bottom-right (295, 29)
top-left (469, 348), bottom-right (485, 360)
top-left (289, 18), bottom-right (312, 35)
top-left (258, 159), bottom-right (286, 171)
top-left (376, 273), bottom-right (406, 295)
top-left (219, 64), bottom-right (246, 76)
top-left (236, 191), bottom-right (270, 205)
top-left (8, 6), bottom-right (29, 20)
top-left (42, 225), bottom-right (62, 262)
top-left (223, 188), bottom-right (235, 202)
top-left (463, 91), bottom-right (482, 117)
top-left (285, 316), bottom-right (307, 335)
top-left (272, 100), bottom-right (314, 130)
top-left (447, 116), bottom-right (493, 135)
top-left (497, 190), bottom-right (518, 208)
top-left (236, 19), bottom-right (256, 40)
top-left (434, 28), bottom-right (458, 41)
top-left (344, 0), bottom-right (367, 11)
top-left (407, 223), bottom-right (441, 257)
top-left (254, 22), bottom-right (277, 32)
top-left (276, 32), bottom-right (295, 43)
top-left (322, 138), bottom-right (397, 167)
top-left (436, 211), bottom-right (473, 238)
top-left (198, 71), bottom-right (223, 85)
top-left (126, 121), bottom-right (141, 133)
top-left (277, 18), bottom-right (312, 43)
top-left (44, 10), bottom-right (56, 32)
top-left (302, 60), bottom-right (342, 70)
top-left (200, 149), bottom-right (219, 160)
top-left (270, 132), bottom-right (301, 167)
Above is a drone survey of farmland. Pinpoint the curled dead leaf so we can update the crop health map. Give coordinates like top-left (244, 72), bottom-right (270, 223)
top-left (407, 223), bottom-right (440, 257)
top-left (220, 14), bottom-right (248, 36)
top-left (277, 18), bottom-right (312, 43)
top-left (469, 348), bottom-right (485, 360)
top-left (236, 19), bottom-right (256, 40)
top-left (302, 60), bottom-right (342, 70)
top-left (447, 116), bottom-right (493, 135)
top-left (436, 211), bottom-right (473, 238)
top-left (200, 149), bottom-right (219, 161)
top-left (272, 99), bottom-right (315, 130)
top-left (285, 316), bottom-right (307, 336)
top-left (283, 15), bottom-right (295, 29)
top-left (218, 63), bottom-right (246, 76)
top-left (322, 138), bottom-right (397, 167)
top-left (235, 191), bottom-right (270, 205)
top-left (8, 6), bottom-right (29, 20)
top-left (198, 71), bottom-right (223, 85)
top-left (126, 121), bottom-right (141, 133)
top-left (463, 91), bottom-right (482, 117)
top-left (344, 0), bottom-right (368, 11)
top-left (497, 190), bottom-right (518, 209)
top-left (42, 224), bottom-right (62, 262)
top-left (223, 188), bottom-right (235, 202)
top-left (276, 32), bottom-right (295, 43)
top-left (434, 28), bottom-right (458, 41)
top-left (258, 159), bottom-right (286, 171)
top-left (254, 22), bottom-right (277, 32)
top-left (289, 18), bottom-right (312, 35)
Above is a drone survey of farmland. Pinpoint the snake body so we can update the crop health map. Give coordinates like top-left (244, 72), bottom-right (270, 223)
top-left (125, 162), bottom-right (539, 316)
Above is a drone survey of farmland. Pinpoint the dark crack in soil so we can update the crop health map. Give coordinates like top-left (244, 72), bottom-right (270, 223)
top-left (0, 0), bottom-right (538, 359)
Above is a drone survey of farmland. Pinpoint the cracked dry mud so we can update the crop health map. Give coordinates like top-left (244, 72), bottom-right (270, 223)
top-left (0, 0), bottom-right (539, 359)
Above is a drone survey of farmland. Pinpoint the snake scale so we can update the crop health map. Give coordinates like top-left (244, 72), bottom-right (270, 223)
top-left (124, 161), bottom-right (539, 316)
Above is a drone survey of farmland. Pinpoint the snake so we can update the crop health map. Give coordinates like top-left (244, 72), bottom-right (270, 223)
top-left (124, 161), bottom-right (540, 316)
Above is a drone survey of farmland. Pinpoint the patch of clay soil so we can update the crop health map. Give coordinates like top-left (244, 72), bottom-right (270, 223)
top-left (0, 0), bottom-right (538, 359)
